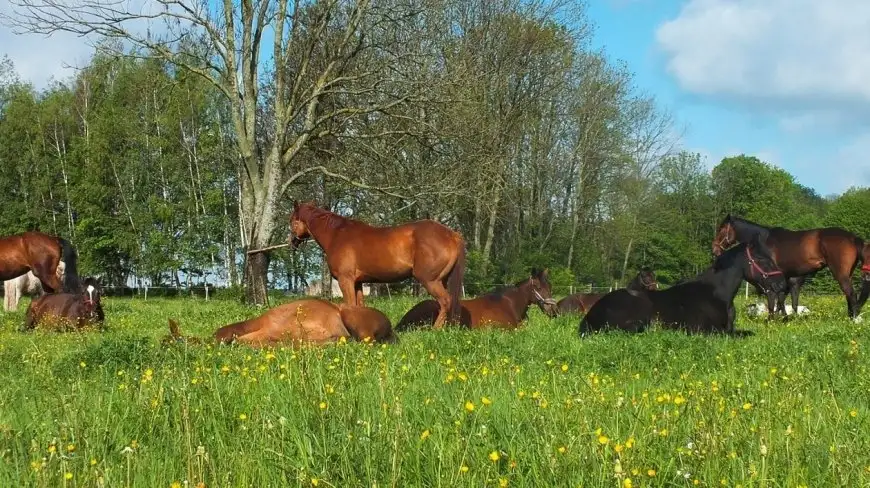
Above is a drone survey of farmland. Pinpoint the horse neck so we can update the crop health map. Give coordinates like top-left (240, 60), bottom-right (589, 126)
top-left (302, 207), bottom-right (349, 250)
top-left (704, 253), bottom-right (745, 303)
top-left (627, 276), bottom-right (643, 291)
top-left (505, 281), bottom-right (536, 319)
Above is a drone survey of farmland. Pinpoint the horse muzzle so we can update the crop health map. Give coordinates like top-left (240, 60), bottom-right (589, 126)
top-left (289, 236), bottom-right (305, 250)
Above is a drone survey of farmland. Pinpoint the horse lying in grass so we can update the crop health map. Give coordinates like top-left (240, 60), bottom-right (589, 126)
top-left (555, 267), bottom-right (657, 316)
top-left (24, 277), bottom-right (104, 331)
top-left (395, 268), bottom-right (558, 331)
top-left (164, 298), bottom-right (397, 347)
top-left (579, 236), bottom-right (787, 336)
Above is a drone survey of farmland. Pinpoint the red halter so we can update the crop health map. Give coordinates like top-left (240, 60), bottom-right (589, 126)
top-left (746, 247), bottom-right (783, 279)
top-left (861, 264), bottom-right (870, 272)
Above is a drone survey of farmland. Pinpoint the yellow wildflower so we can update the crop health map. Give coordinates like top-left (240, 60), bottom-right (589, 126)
top-left (623, 478), bottom-right (633, 488)
top-left (420, 430), bottom-right (431, 441)
top-left (647, 469), bottom-right (656, 477)
top-left (465, 401), bottom-right (475, 412)
top-left (597, 435), bottom-right (609, 445)
top-left (489, 451), bottom-right (500, 462)
top-left (65, 473), bottom-right (73, 480)
top-left (482, 397), bottom-right (492, 405)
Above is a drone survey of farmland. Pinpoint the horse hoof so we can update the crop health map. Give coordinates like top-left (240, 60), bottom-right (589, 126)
top-left (853, 315), bottom-right (864, 324)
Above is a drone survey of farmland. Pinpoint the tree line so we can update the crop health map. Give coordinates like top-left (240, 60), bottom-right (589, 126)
top-left (0, 0), bottom-right (866, 301)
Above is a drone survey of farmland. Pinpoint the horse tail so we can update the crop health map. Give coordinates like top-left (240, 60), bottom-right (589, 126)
top-left (446, 239), bottom-right (466, 324)
top-left (58, 237), bottom-right (81, 293)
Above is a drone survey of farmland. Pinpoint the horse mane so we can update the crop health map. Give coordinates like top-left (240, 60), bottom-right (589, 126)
top-left (297, 203), bottom-right (355, 231)
top-left (723, 215), bottom-right (776, 234)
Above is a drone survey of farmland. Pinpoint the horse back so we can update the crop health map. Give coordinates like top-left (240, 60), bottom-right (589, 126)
top-left (768, 227), bottom-right (861, 271)
top-left (215, 299), bottom-right (349, 345)
top-left (25, 293), bottom-right (88, 329)
top-left (463, 295), bottom-right (522, 329)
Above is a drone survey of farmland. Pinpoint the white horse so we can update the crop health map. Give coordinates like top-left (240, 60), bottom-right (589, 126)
top-left (3, 261), bottom-right (65, 312)
top-left (746, 301), bottom-right (809, 317)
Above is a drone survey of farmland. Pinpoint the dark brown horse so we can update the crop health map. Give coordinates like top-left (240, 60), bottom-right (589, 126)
top-left (712, 214), bottom-right (866, 319)
top-left (556, 267), bottom-right (658, 315)
top-left (24, 277), bottom-right (104, 331)
top-left (165, 298), bottom-right (397, 347)
top-left (581, 236), bottom-right (786, 336)
top-left (0, 231), bottom-right (80, 293)
top-left (395, 268), bottom-right (558, 331)
top-left (289, 201), bottom-right (466, 329)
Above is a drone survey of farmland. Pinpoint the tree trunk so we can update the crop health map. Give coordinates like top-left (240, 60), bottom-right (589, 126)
top-left (480, 184), bottom-right (502, 272)
top-left (243, 251), bottom-right (270, 305)
top-left (620, 237), bottom-right (633, 284)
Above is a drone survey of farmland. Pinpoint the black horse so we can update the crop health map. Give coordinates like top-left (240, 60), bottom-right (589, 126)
top-left (556, 267), bottom-right (657, 316)
top-left (579, 236), bottom-right (787, 336)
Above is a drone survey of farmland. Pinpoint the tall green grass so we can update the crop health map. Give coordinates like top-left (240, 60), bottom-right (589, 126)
top-left (0, 294), bottom-right (868, 487)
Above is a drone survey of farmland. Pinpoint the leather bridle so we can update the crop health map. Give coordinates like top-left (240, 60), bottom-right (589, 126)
top-left (746, 247), bottom-right (783, 280)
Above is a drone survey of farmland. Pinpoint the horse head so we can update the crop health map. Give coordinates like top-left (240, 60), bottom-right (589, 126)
top-left (741, 235), bottom-right (788, 295)
top-left (712, 214), bottom-right (736, 256)
top-left (81, 276), bottom-right (104, 316)
top-left (636, 266), bottom-right (658, 290)
top-left (528, 268), bottom-right (558, 318)
top-left (289, 200), bottom-right (313, 249)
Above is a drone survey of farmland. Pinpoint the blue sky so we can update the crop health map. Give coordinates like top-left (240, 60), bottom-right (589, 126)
top-left (586, 0), bottom-right (870, 197)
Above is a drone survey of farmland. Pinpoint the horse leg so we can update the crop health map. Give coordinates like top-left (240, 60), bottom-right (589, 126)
top-left (420, 280), bottom-right (450, 329)
top-left (726, 303), bottom-right (736, 332)
top-left (765, 292), bottom-right (778, 321)
top-left (337, 277), bottom-right (358, 306)
top-left (33, 262), bottom-right (62, 293)
top-left (355, 283), bottom-right (366, 307)
top-left (832, 271), bottom-right (857, 320)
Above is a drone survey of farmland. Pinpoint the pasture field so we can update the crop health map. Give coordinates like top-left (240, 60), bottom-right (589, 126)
top-left (0, 294), bottom-right (868, 488)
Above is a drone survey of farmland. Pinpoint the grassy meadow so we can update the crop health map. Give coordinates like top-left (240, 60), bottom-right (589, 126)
top-left (0, 293), bottom-right (868, 487)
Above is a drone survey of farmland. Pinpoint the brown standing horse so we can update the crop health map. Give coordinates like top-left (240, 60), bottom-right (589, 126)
top-left (289, 201), bottom-right (466, 329)
top-left (164, 298), bottom-right (396, 347)
top-left (395, 268), bottom-right (558, 331)
top-left (0, 231), bottom-right (80, 293)
top-left (556, 267), bottom-right (658, 316)
top-left (712, 214), bottom-right (867, 319)
top-left (24, 277), bottom-right (104, 331)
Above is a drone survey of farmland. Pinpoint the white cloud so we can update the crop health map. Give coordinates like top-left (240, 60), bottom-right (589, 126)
top-left (656, 0), bottom-right (870, 124)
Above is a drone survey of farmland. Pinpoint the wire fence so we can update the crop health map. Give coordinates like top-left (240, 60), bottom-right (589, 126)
top-left (90, 281), bottom-right (844, 301)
